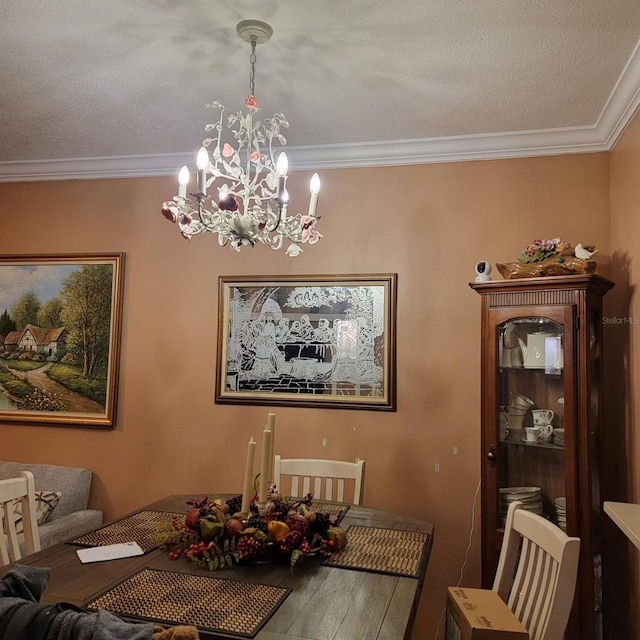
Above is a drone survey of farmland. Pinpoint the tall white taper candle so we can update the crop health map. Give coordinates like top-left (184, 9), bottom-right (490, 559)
top-left (259, 427), bottom-right (272, 503)
top-left (267, 413), bottom-right (276, 484)
top-left (240, 437), bottom-right (256, 514)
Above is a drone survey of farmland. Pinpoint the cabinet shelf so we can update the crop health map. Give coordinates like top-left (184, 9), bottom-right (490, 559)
top-left (500, 365), bottom-right (563, 374)
top-left (500, 438), bottom-right (564, 450)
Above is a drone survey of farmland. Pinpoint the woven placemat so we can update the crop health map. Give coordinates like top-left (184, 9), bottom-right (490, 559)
top-left (323, 526), bottom-right (430, 578)
top-left (288, 500), bottom-right (349, 522)
top-left (312, 502), bottom-right (350, 522)
top-left (86, 568), bottom-right (291, 638)
top-left (69, 510), bottom-right (184, 553)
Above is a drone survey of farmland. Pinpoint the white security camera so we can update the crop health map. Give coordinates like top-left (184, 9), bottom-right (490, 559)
top-left (474, 260), bottom-right (492, 282)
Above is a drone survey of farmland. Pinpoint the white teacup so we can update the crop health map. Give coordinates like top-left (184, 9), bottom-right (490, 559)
top-left (531, 409), bottom-right (554, 426)
top-left (510, 392), bottom-right (534, 409)
top-left (524, 426), bottom-right (541, 442)
top-left (508, 411), bottom-right (526, 430)
top-left (507, 404), bottom-right (528, 415)
top-left (537, 424), bottom-right (554, 443)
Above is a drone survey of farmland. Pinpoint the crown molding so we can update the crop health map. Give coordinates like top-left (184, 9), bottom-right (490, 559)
top-left (0, 126), bottom-right (611, 183)
top-left (1, 43), bottom-right (639, 183)
top-left (595, 38), bottom-right (640, 148)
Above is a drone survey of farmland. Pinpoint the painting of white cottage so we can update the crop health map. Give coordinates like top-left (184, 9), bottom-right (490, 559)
top-left (0, 257), bottom-right (121, 420)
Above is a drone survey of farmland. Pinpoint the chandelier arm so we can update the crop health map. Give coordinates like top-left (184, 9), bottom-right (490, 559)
top-left (191, 199), bottom-right (221, 234)
top-left (206, 103), bottom-right (226, 162)
top-left (243, 115), bottom-right (254, 216)
top-left (270, 233), bottom-right (284, 251)
top-left (265, 203), bottom-right (283, 233)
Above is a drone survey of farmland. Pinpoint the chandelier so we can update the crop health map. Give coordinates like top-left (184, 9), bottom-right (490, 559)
top-left (161, 20), bottom-right (321, 257)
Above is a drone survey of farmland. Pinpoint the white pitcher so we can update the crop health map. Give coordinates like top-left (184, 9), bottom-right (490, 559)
top-left (518, 332), bottom-right (555, 369)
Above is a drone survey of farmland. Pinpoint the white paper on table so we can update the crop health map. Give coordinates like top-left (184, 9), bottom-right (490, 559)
top-left (76, 542), bottom-right (144, 563)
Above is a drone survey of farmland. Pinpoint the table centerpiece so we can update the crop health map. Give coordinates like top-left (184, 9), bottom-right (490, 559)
top-left (153, 491), bottom-right (348, 572)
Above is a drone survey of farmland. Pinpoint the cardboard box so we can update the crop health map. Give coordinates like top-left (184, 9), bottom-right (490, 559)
top-left (445, 587), bottom-right (529, 640)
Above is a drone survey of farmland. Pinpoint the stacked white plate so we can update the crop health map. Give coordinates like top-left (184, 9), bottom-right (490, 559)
top-left (553, 428), bottom-right (565, 448)
top-left (499, 486), bottom-right (544, 527)
top-left (555, 496), bottom-right (567, 531)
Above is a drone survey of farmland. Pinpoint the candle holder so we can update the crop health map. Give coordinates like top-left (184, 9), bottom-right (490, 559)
top-left (256, 500), bottom-right (272, 517)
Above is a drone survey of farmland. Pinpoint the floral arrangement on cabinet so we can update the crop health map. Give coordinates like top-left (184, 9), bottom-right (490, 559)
top-left (497, 237), bottom-right (599, 279)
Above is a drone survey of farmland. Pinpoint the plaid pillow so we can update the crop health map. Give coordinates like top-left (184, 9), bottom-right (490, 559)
top-left (11, 490), bottom-right (62, 534)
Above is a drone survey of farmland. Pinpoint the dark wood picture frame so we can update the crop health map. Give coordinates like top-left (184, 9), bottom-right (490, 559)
top-left (216, 274), bottom-right (397, 411)
top-left (0, 253), bottom-right (125, 428)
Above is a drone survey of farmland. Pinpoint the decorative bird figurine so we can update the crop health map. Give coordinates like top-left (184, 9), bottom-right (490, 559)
top-left (574, 243), bottom-right (599, 260)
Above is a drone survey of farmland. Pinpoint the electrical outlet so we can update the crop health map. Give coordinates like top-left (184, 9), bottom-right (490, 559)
top-left (453, 446), bottom-right (459, 455)
top-left (434, 462), bottom-right (440, 472)
top-left (322, 437), bottom-right (328, 447)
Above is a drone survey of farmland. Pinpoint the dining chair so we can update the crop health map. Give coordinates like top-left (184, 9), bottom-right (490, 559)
top-left (493, 499), bottom-right (580, 640)
top-left (0, 470), bottom-right (41, 566)
top-left (273, 455), bottom-right (365, 504)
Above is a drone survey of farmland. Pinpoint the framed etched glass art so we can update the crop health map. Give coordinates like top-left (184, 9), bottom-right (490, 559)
top-left (216, 274), bottom-right (397, 410)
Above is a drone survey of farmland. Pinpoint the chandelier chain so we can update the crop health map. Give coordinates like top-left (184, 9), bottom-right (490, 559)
top-left (249, 37), bottom-right (257, 96)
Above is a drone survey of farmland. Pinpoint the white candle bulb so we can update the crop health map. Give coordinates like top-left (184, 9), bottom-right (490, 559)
top-left (178, 165), bottom-right (189, 199)
top-left (276, 152), bottom-right (288, 176)
top-left (196, 147), bottom-right (209, 170)
top-left (310, 173), bottom-right (321, 195)
top-left (308, 173), bottom-right (321, 216)
top-left (276, 152), bottom-right (288, 201)
top-left (196, 147), bottom-right (209, 195)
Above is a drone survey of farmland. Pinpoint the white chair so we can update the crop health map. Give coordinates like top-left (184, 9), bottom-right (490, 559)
top-left (493, 500), bottom-right (580, 640)
top-left (273, 455), bottom-right (365, 504)
top-left (1, 470), bottom-right (41, 565)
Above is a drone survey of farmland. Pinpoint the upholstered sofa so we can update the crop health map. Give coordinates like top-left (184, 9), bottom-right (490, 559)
top-left (0, 460), bottom-right (103, 551)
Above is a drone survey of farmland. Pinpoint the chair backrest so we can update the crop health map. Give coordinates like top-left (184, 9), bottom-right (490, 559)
top-left (273, 456), bottom-right (365, 505)
top-left (492, 500), bottom-right (580, 640)
top-left (0, 470), bottom-right (41, 565)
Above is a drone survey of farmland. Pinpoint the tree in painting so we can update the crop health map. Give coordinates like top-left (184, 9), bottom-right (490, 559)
top-left (37, 297), bottom-right (64, 329)
top-left (61, 265), bottom-right (113, 378)
top-left (11, 292), bottom-right (41, 328)
top-left (0, 309), bottom-right (17, 337)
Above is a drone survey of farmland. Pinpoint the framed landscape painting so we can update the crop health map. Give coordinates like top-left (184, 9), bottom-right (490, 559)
top-left (0, 253), bottom-right (125, 428)
top-left (216, 274), bottom-right (397, 411)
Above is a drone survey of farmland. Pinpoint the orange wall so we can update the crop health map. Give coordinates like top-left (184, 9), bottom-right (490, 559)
top-left (609, 110), bottom-right (640, 638)
top-left (0, 153), bottom-right (611, 637)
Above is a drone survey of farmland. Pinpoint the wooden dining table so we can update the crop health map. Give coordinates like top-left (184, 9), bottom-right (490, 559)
top-left (0, 494), bottom-right (434, 640)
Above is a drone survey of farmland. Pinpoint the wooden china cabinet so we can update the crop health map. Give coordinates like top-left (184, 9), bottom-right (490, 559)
top-left (470, 274), bottom-right (614, 640)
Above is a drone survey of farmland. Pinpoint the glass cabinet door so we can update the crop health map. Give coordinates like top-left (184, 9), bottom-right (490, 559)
top-left (496, 316), bottom-right (569, 533)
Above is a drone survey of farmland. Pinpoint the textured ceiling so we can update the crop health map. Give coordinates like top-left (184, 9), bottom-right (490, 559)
top-left (1, 0), bottom-right (640, 181)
